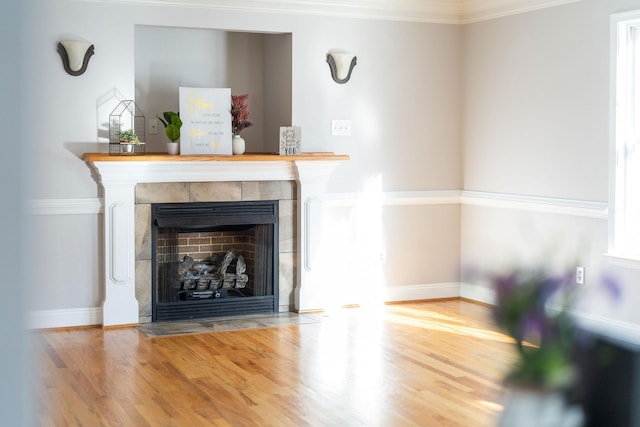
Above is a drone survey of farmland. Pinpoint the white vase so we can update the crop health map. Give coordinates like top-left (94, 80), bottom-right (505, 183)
top-left (498, 387), bottom-right (584, 427)
top-left (167, 142), bottom-right (179, 155)
top-left (232, 134), bottom-right (245, 155)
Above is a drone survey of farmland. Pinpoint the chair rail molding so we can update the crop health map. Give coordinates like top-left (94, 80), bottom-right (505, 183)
top-left (25, 198), bottom-right (103, 215)
top-left (26, 190), bottom-right (607, 219)
top-left (460, 191), bottom-right (608, 219)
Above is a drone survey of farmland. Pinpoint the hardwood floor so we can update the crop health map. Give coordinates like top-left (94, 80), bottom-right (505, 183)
top-left (31, 300), bottom-right (515, 426)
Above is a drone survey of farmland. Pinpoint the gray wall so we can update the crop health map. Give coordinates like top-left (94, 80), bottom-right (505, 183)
top-left (461, 0), bottom-right (640, 327)
top-left (23, 0), bottom-right (461, 320)
top-left (21, 0), bottom-right (640, 331)
top-left (2, 1), bottom-right (30, 425)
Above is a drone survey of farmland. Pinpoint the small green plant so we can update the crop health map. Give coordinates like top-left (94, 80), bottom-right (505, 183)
top-left (157, 111), bottom-right (182, 142)
top-left (117, 129), bottom-right (140, 144)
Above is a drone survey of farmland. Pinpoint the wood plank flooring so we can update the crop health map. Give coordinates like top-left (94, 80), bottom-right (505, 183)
top-left (31, 300), bottom-right (515, 426)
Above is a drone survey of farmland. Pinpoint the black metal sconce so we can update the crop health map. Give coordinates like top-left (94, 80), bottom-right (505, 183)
top-left (326, 52), bottom-right (357, 84)
top-left (57, 40), bottom-right (94, 76)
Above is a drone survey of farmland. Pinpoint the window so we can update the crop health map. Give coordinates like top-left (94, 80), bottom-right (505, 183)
top-left (610, 11), bottom-right (640, 263)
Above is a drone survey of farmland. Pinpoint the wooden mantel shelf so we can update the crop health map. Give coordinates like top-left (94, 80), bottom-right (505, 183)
top-left (83, 152), bottom-right (349, 162)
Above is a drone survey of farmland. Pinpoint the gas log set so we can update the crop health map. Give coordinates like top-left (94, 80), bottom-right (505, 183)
top-left (177, 249), bottom-right (248, 300)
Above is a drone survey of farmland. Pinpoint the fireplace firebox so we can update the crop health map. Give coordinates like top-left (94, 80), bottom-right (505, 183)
top-left (151, 200), bottom-right (279, 322)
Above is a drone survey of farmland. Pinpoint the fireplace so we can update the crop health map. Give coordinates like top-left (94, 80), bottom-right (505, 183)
top-left (83, 152), bottom-right (347, 326)
top-left (152, 200), bottom-right (278, 321)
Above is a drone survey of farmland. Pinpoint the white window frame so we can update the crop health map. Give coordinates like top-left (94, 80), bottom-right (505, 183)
top-left (609, 10), bottom-right (640, 267)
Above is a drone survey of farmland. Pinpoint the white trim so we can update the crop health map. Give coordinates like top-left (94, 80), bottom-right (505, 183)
top-left (27, 307), bottom-right (103, 329)
top-left (73, 0), bottom-right (584, 24)
top-left (459, 0), bottom-right (583, 24)
top-left (378, 190), bottom-right (461, 206)
top-left (326, 190), bottom-right (607, 219)
top-left (324, 190), bottom-right (462, 208)
top-left (26, 191), bottom-right (608, 219)
top-left (383, 282), bottom-right (460, 302)
top-left (608, 11), bottom-right (621, 256)
top-left (94, 160), bottom-right (297, 184)
top-left (604, 253), bottom-right (640, 269)
top-left (460, 282), bottom-right (495, 305)
top-left (461, 191), bottom-right (608, 219)
top-left (74, 0), bottom-right (462, 24)
top-left (25, 283), bottom-right (456, 328)
top-left (25, 198), bottom-right (103, 215)
top-left (608, 10), bottom-right (640, 266)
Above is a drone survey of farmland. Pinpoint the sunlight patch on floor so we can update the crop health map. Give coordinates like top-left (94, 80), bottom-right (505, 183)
top-left (390, 314), bottom-right (515, 344)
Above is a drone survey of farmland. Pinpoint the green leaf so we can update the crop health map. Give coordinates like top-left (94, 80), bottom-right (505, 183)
top-left (163, 111), bottom-right (175, 124)
top-left (170, 114), bottom-right (182, 128)
top-left (155, 115), bottom-right (168, 128)
top-left (165, 124), bottom-right (180, 142)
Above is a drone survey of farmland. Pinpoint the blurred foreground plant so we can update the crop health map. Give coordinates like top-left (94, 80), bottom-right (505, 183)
top-left (488, 266), bottom-right (620, 389)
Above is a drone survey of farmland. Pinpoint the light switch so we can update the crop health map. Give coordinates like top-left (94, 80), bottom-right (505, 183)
top-left (331, 120), bottom-right (351, 136)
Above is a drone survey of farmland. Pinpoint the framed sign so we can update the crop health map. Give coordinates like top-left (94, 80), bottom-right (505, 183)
top-left (179, 87), bottom-right (232, 155)
top-left (279, 126), bottom-right (301, 155)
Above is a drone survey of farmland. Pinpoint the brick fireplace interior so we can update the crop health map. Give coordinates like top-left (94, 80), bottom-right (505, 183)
top-left (152, 200), bottom-right (278, 321)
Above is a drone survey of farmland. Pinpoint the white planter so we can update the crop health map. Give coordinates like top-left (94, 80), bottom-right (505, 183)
top-left (232, 134), bottom-right (245, 155)
top-left (167, 142), bottom-right (179, 155)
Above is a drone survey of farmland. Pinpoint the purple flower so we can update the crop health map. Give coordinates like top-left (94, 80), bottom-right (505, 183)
top-left (482, 263), bottom-right (622, 388)
top-left (601, 273), bottom-right (622, 302)
top-left (520, 313), bottom-right (545, 345)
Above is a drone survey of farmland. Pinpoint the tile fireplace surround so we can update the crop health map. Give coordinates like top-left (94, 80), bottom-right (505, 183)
top-left (84, 152), bottom-right (348, 326)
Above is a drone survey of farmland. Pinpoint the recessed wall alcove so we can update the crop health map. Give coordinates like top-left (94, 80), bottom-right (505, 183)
top-left (134, 25), bottom-right (293, 153)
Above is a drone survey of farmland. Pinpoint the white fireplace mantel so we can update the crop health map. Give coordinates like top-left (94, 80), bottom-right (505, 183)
top-left (84, 152), bottom-right (348, 326)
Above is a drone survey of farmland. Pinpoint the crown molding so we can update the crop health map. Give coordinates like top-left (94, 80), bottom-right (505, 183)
top-left (73, 0), bottom-right (583, 24)
top-left (459, 0), bottom-right (582, 24)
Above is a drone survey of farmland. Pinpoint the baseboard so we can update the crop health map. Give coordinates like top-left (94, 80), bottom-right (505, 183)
top-left (27, 307), bottom-right (102, 329)
top-left (459, 282), bottom-right (496, 305)
top-left (383, 282), bottom-right (460, 302)
top-left (26, 284), bottom-right (461, 328)
top-left (34, 284), bottom-right (637, 335)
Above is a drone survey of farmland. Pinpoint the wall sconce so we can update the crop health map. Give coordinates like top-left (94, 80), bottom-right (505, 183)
top-left (326, 52), bottom-right (357, 84)
top-left (57, 40), bottom-right (94, 76)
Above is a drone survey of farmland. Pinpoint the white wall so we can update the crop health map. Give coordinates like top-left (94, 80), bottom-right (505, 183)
top-left (23, 0), bottom-right (462, 325)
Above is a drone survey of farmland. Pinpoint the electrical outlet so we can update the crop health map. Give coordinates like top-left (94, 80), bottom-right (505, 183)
top-left (331, 119), bottom-right (351, 136)
top-left (149, 118), bottom-right (158, 135)
top-left (576, 266), bottom-right (585, 285)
